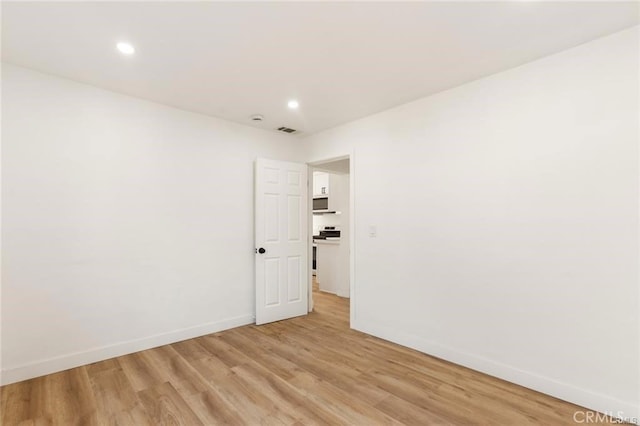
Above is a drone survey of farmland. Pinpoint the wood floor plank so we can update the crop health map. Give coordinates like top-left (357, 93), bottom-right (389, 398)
top-left (184, 390), bottom-right (245, 425)
top-left (14, 418), bottom-right (52, 426)
top-left (240, 327), bottom-right (393, 407)
top-left (170, 339), bottom-right (211, 364)
top-left (0, 280), bottom-right (617, 425)
top-left (139, 345), bottom-right (210, 396)
top-left (375, 393), bottom-right (455, 425)
top-left (285, 369), bottom-right (402, 425)
top-left (362, 368), bottom-right (480, 424)
top-left (220, 328), bottom-right (391, 407)
top-left (231, 361), bottom-right (346, 425)
top-left (136, 382), bottom-right (203, 425)
top-left (87, 366), bottom-right (152, 425)
top-left (199, 365), bottom-right (296, 424)
top-left (187, 352), bottom-right (236, 384)
top-left (85, 358), bottom-right (120, 376)
top-left (1, 379), bottom-right (32, 425)
top-left (25, 368), bottom-right (98, 426)
top-left (117, 351), bottom-right (165, 393)
top-left (195, 335), bottom-right (247, 369)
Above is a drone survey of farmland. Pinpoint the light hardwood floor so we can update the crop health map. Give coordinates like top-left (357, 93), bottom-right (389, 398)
top-left (2, 283), bottom-right (609, 425)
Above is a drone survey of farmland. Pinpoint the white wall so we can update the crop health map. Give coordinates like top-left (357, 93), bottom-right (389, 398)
top-left (305, 27), bottom-right (639, 419)
top-left (335, 173), bottom-right (350, 298)
top-left (1, 64), bottom-right (304, 384)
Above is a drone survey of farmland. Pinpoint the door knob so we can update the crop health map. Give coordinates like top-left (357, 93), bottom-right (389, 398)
top-left (257, 247), bottom-right (266, 254)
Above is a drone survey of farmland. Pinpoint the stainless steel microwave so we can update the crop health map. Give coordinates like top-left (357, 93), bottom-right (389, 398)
top-left (312, 196), bottom-right (329, 211)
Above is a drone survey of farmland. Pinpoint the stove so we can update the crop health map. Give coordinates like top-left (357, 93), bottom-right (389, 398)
top-left (313, 226), bottom-right (341, 240)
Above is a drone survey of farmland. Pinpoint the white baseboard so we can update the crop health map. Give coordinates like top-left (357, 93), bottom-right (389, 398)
top-left (336, 290), bottom-right (350, 298)
top-left (1, 314), bottom-right (255, 386)
top-left (352, 319), bottom-right (639, 424)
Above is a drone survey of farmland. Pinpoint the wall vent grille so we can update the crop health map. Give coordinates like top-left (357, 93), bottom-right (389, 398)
top-left (277, 126), bottom-right (298, 134)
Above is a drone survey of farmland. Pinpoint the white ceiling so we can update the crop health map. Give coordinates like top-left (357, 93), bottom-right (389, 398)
top-left (314, 159), bottom-right (350, 175)
top-left (2, 2), bottom-right (638, 135)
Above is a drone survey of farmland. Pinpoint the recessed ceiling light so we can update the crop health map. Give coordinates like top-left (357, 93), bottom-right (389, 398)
top-left (287, 100), bottom-right (299, 109)
top-left (116, 42), bottom-right (135, 55)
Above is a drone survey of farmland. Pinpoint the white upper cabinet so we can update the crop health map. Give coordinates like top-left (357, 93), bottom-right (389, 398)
top-left (313, 171), bottom-right (347, 213)
top-left (313, 171), bottom-right (330, 197)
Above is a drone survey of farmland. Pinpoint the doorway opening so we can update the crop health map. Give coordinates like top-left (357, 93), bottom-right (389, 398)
top-left (308, 155), bottom-right (353, 327)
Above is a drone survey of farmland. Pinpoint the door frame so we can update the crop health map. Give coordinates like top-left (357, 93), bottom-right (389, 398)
top-left (307, 151), bottom-right (355, 326)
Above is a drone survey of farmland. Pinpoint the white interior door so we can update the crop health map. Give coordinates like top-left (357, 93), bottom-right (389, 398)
top-left (255, 158), bottom-right (308, 325)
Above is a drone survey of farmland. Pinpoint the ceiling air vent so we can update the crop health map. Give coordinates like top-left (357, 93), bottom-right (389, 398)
top-left (277, 126), bottom-right (298, 134)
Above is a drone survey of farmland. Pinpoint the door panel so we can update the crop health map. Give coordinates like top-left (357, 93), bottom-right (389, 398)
top-left (287, 256), bottom-right (301, 302)
top-left (255, 158), bottom-right (308, 325)
top-left (265, 258), bottom-right (280, 306)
